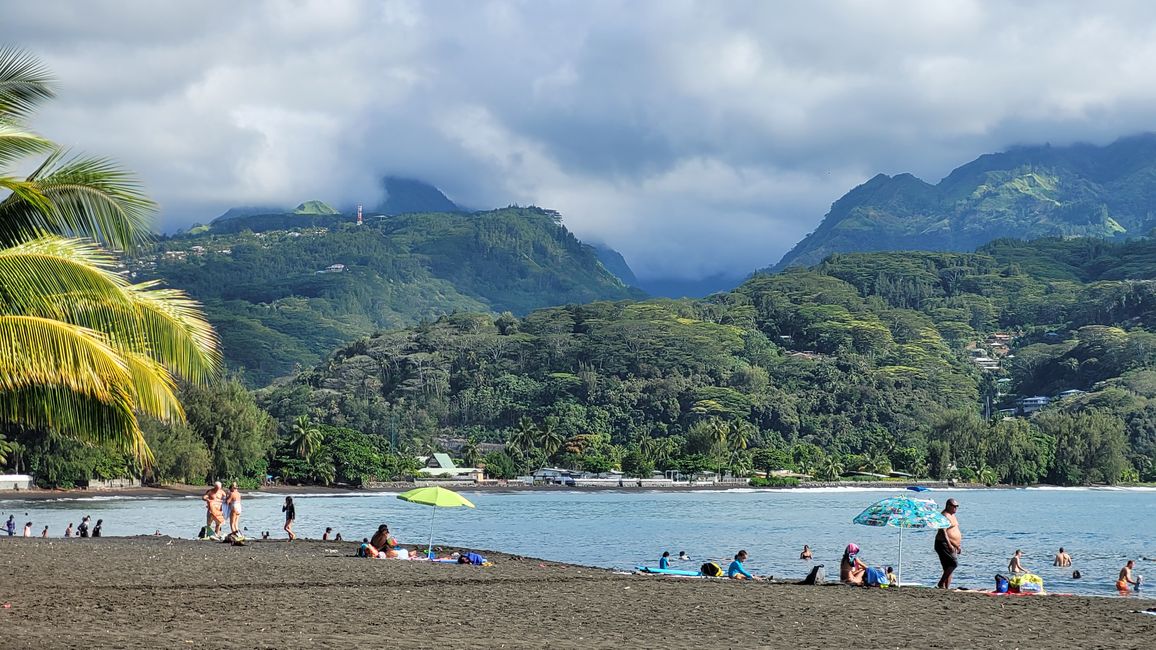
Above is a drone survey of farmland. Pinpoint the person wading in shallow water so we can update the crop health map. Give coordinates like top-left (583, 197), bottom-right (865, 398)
top-left (935, 498), bottom-right (962, 589)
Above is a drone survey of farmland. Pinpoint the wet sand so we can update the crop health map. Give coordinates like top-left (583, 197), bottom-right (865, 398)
top-left (1, 537), bottom-right (1152, 649)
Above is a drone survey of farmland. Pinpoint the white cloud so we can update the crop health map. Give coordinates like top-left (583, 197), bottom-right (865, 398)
top-left (9, 0), bottom-right (1156, 278)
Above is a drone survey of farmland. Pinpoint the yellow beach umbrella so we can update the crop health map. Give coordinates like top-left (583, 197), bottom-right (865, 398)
top-left (397, 486), bottom-right (476, 558)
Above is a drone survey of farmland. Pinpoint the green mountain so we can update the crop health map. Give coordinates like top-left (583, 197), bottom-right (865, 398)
top-left (139, 206), bottom-right (642, 385)
top-left (294, 200), bottom-right (339, 215)
top-left (775, 134), bottom-right (1156, 269)
top-left (258, 236), bottom-right (1156, 485)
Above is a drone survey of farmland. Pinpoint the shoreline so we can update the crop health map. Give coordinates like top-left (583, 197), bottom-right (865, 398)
top-left (1, 537), bottom-right (1152, 648)
top-left (0, 479), bottom-right (1143, 501)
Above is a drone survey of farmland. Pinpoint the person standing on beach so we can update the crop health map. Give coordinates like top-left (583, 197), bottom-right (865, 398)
top-left (203, 481), bottom-right (226, 538)
top-left (92, 519), bottom-right (102, 538)
top-left (934, 498), bottom-right (961, 589)
top-left (1054, 548), bottom-right (1072, 567)
top-left (22, 522), bottom-right (31, 537)
top-left (5, 515), bottom-right (14, 536)
top-left (77, 516), bottom-right (90, 538)
top-left (227, 483), bottom-right (243, 535)
top-left (282, 496), bottom-right (296, 540)
top-left (40, 525), bottom-right (48, 538)
top-left (64, 523), bottom-right (73, 538)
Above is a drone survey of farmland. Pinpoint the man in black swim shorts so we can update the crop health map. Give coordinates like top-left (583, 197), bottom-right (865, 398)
top-left (934, 498), bottom-right (961, 589)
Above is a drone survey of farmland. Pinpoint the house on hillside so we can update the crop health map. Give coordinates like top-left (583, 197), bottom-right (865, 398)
top-left (1056, 389), bottom-right (1086, 400)
top-left (1019, 395), bottom-right (1050, 414)
top-left (319, 263), bottom-right (345, 273)
top-left (415, 453), bottom-right (483, 481)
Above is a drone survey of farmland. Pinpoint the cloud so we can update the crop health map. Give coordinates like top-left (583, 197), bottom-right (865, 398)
top-left (10, 0), bottom-right (1156, 278)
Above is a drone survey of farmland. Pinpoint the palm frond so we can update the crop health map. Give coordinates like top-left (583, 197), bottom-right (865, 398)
top-left (0, 121), bottom-right (54, 167)
top-left (0, 150), bottom-right (155, 250)
top-left (0, 47), bottom-right (54, 122)
top-left (0, 385), bottom-right (149, 462)
top-left (0, 314), bottom-right (130, 403)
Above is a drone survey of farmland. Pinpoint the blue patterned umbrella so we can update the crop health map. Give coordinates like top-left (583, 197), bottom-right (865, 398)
top-left (853, 496), bottom-right (951, 585)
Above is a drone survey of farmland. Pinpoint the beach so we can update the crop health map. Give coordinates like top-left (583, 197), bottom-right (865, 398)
top-left (0, 537), bottom-right (1152, 649)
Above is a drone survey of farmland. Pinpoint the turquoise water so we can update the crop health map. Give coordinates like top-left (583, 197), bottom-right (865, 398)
top-left (2, 487), bottom-right (1153, 598)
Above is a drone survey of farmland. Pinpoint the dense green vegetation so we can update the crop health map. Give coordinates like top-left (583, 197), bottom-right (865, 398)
top-left (776, 134), bottom-right (1156, 269)
top-left (9, 235), bottom-right (1156, 487)
top-left (245, 237), bottom-right (1156, 486)
top-left (140, 206), bottom-right (642, 385)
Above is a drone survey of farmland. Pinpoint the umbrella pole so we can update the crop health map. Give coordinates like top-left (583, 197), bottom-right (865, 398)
top-left (428, 506), bottom-right (437, 559)
top-left (898, 525), bottom-right (904, 586)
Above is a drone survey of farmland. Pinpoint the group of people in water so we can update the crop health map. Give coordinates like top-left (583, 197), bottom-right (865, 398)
top-left (6, 513), bottom-right (102, 538)
top-left (650, 498), bottom-right (1144, 593)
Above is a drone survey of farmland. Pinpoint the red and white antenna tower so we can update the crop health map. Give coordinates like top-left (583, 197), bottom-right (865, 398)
top-left (357, 203), bottom-right (363, 226)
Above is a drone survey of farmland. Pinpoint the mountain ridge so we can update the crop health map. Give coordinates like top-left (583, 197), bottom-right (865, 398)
top-left (774, 134), bottom-right (1156, 270)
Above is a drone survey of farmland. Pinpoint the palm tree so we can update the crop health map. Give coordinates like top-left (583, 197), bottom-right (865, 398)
top-left (460, 436), bottom-right (481, 468)
top-left (817, 456), bottom-right (845, 481)
top-left (289, 415), bottom-right (322, 459)
top-left (0, 433), bottom-right (14, 466)
top-left (0, 48), bottom-right (220, 460)
top-left (537, 417), bottom-right (564, 459)
top-left (508, 416), bottom-right (537, 456)
top-left (709, 418), bottom-right (730, 478)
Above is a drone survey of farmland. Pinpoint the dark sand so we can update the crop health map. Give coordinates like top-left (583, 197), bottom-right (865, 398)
top-left (1, 538), bottom-right (1152, 649)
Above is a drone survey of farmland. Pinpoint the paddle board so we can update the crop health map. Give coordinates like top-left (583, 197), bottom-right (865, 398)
top-left (635, 566), bottom-right (702, 577)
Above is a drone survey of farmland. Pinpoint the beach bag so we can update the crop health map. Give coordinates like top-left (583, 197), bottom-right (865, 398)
top-left (700, 562), bottom-right (723, 577)
top-left (1009, 573), bottom-right (1044, 594)
top-left (799, 564), bottom-right (826, 585)
top-left (995, 574), bottom-right (1009, 594)
top-left (197, 525), bottom-right (214, 540)
top-left (865, 567), bottom-right (889, 587)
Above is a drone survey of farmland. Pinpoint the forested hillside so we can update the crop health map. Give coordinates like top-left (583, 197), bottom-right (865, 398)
top-left (776, 134), bottom-right (1156, 269)
top-left (255, 236), bottom-right (1156, 486)
top-left (137, 206), bottom-right (643, 385)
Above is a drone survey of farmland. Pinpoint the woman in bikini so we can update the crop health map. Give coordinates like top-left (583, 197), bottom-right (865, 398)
top-left (227, 482), bottom-right (243, 535)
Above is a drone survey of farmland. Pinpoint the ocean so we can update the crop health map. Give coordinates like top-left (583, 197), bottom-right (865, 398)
top-left (2, 486), bottom-right (1153, 598)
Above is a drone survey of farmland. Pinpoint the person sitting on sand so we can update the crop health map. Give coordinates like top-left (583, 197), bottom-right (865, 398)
top-left (227, 482), bottom-right (243, 535)
top-left (323, 527), bottom-right (333, 541)
top-left (678, 551), bottom-right (690, 561)
top-left (728, 550), bottom-right (762, 581)
top-left (1008, 549), bottom-right (1029, 575)
top-left (282, 496), bottom-right (296, 541)
top-left (1054, 547), bottom-right (1072, 567)
top-left (335, 532), bottom-right (343, 542)
top-left (1117, 560), bottom-right (1141, 593)
top-left (800, 545), bottom-right (813, 560)
top-left (64, 523), bottom-right (73, 538)
top-left (659, 551), bottom-right (671, 569)
top-left (203, 482), bottom-right (226, 539)
top-left (840, 543), bottom-right (866, 585)
top-left (92, 519), bottom-right (102, 538)
top-left (886, 566), bottom-right (898, 587)
top-left (370, 524), bottom-right (397, 556)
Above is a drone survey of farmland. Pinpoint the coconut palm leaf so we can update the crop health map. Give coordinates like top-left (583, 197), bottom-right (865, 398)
top-left (0, 47), bottom-right (54, 122)
top-left (0, 122), bottom-right (54, 167)
top-left (0, 150), bottom-right (155, 250)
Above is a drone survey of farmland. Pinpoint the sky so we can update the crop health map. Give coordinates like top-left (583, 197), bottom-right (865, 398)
top-left (9, 0), bottom-right (1156, 280)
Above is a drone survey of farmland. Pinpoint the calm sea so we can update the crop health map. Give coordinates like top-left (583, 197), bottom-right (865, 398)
top-left (2, 487), bottom-right (1153, 598)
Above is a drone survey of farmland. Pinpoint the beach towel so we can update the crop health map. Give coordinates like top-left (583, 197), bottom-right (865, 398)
top-left (798, 565), bottom-right (826, 585)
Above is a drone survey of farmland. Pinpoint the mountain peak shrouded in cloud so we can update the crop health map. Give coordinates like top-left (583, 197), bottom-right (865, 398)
top-left (15, 1), bottom-right (1156, 281)
top-left (773, 134), bottom-right (1156, 269)
top-left (378, 177), bottom-right (461, 215)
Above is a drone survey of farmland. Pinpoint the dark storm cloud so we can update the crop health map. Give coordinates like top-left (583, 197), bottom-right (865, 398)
top-left (9, 0), bottom-right (1156, 279)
